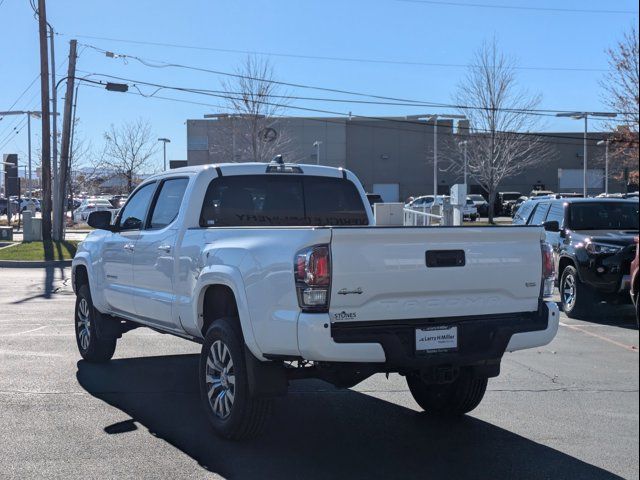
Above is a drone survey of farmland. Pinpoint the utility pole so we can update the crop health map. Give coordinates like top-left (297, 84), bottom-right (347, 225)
top-left (56, 39), bottom-right (77, 240)
top-left (37, 0), bottom-right (52, 242)
top-left (50, 24), bottom-right (60, 239)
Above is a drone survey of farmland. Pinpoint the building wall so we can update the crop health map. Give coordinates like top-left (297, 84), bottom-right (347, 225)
top-left (187, 116), bottom-right (628, 199)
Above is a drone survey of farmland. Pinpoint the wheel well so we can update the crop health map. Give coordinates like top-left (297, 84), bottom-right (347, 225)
top-left (74, 265), bottom-right (89, 292)
top-left (201, 285), bottom-right (239, 336)
top-left (557, 257), bottom-right (575, 284)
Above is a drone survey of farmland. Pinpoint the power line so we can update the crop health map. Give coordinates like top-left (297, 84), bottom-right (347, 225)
top-left (75, 72), bottom-right (637, 146)
top-left (64, 33), bottom-right (609, 73)
top-left (80, 82), bottom-right (623, 150)
top-left (397, 0), bottom-right (639, 15)
top-left (78, 44), bottom-right (636, 117)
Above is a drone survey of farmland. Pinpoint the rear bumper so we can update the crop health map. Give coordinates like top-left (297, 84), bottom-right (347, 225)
top-left (297, 301), bottom-right (559, 367)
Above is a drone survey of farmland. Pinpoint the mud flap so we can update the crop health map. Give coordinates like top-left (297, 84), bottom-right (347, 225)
top-left (244, 347), bottom-right (289, 397)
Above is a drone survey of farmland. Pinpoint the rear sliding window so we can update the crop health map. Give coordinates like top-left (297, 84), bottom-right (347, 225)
top-left (200, 175), bottom-right (369, 227)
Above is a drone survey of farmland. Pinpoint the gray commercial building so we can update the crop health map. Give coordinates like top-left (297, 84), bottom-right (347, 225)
top-left (187, 116), bottom-right (631, 202)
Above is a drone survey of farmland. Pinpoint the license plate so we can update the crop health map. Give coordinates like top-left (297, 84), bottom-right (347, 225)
top-left (415, 326), bottom-right (458, 353)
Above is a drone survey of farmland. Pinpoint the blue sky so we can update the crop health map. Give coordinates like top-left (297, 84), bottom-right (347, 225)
top-left (0, 0), bottom-right (638, 171)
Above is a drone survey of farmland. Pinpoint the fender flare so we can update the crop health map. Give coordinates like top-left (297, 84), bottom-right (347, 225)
top-left (557, 254), bottom-right (580, 283)
top-left (193, 266), bottom-right (263, 360)
top-left (71, 255), bottom-right (103, 308)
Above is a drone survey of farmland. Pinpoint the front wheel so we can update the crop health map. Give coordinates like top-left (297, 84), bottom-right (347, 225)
top-left (407, 369), bottom-right (488, 416)
top-left (75, 284), bottom-right (117, 362)
top-left (561, 266), bottom-right (593, 319)
top-left (199, 317), bottom-right (272, 440)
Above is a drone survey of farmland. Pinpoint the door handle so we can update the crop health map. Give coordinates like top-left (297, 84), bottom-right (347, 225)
top-left (157, 244), bottom-right (172, 253)
top-left (123, 243), bottom-right (135, 252)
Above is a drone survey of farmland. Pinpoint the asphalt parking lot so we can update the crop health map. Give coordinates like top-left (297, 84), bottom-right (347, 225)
top-left (0, 267), bottom-right (638, 480)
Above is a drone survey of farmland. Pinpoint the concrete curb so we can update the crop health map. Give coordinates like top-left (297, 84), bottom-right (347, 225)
top-left (0, 259), bottom-right (72, 268)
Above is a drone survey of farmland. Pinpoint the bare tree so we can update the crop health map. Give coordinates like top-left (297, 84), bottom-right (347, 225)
top-left (213, 55), bottom-right (296, 163)
top-left (602, 26), bottom-right (639, 185)
top-left (102, 119), bottom-right (158, 193)
top-left (453, 38), bottom-right (556, 222)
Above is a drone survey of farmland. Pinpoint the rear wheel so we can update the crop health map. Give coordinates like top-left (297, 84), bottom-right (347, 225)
top-left (561, 266), bottom-right (593, 319)
top-left (407, 369), bottom-right (488, 416)
top-left (199, 317), bottom-right (272, 440)
top-left (75, 284), bottom-right (117, 362)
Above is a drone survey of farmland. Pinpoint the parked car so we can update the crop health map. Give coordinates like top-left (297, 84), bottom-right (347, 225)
top-left (72, 159), bottom-right (558, 439)
top-left (524, 197), bottom-right (639, 318)
top-left (494, 192), bottom-right (522, 216)
top-left (0, 197), bottom-right (20, 216)
top-left (464, 197), bottom-right (478, 221)
top-left (19, 198), bottom-right (41, 212)
top-left (529, 190), bottom-right (555, 198)
top-left (468, 194), bottom-right (489, 217)
top-left (631, 236), bottom-right (639, 326)
top-left (73, 198), bottom-right (116, 223)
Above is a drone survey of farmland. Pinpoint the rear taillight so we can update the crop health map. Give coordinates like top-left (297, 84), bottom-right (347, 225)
top-left (540, 242), bottom-right (555, 298)
top-left (294, 245), bottom-right (331, 312)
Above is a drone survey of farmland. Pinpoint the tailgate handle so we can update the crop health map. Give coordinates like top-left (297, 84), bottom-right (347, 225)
top-left (425, 250), bottom-right (465, 268)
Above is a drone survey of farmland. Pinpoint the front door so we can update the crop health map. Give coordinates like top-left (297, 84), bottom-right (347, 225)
top-left (133, 177), bottom-right (189, 329)
top-left (102, 182), bottom-right (157, 316)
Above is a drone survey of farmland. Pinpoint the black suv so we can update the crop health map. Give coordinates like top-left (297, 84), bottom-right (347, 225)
top-left (517, 197), bottom-right (639, 318)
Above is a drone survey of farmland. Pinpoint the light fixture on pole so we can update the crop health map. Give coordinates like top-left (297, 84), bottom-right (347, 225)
top-left (597, 139), bottom-right (610, 195)
top-left (556, 112), bottom-right (617, 197)
top-left (313, 140), bottom-right (322, 165)
top-left (407, 114), bottom-right (467, 196)
top-left (157, 138), bottom-right (171, 170)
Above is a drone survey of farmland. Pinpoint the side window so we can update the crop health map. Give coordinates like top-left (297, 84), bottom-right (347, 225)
top-left (149, 178), bottom-right (189, 229)
top-left (118, 183), bottom-right (156, 230)
top-left (514, 202), bottom-right (532, 223)
top-left (528, 202), bottom-right (550, 225)
top-left (545, 202), bottom-right (565, 226)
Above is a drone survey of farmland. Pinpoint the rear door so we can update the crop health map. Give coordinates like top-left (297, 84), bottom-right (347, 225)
top-left (132, 177), bottom-right (189, 329)
top-left (329, 226), bottom-right (543, 323)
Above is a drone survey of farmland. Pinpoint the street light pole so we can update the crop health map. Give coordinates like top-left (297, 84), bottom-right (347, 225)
top-left (0, 111), bottom-right (48, 202)
top-left (157, 138), bottom-right (171, 170)
top-left (597, 139), bottom-right (610, 195)
top-left (27, 114), bottom-right (32, 200)
top-left (583, 115), bottom-right (588, 198)
top-left (406, 114), bottom-right (467, 197)
top-left (556, 111), bottom-right (617, 197)
top-left (313, 140), bottom-right (322, 165)
top-left (459, 140), bottom-right (468, 186)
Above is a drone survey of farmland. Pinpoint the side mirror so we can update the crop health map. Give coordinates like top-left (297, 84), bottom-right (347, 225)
top-left (542, 220), bottom-right (560, 232)
top-left (87, 210), bottom-right (116, 231)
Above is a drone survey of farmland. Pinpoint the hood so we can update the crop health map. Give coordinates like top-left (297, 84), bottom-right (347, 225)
top-left (571, 229), bottom-right (639, 247)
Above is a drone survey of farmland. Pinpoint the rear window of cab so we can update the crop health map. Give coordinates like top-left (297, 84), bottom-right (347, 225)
top-left (200, 175), bottom-right (369, 227)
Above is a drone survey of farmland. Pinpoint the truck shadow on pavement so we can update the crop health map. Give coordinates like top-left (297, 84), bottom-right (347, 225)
top-left (77, 355), bottom-right (621, 480)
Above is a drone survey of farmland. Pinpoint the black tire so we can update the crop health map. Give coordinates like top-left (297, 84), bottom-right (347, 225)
top-left (407, 369), bottom-right (488, 416)
top-left (199, 317), bottom-right (272, 440)
top-left (560, 265), bottom-right (593, 319)
top-left (75, 284), bottom-right (117, 363)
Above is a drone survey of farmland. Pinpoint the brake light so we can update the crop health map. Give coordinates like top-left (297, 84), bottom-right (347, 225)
top-left (294, 245), bottom-right (331, 311)
top-left (540, 242), bottom-right (555, 298)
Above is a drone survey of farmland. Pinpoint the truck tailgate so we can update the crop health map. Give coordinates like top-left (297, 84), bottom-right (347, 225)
top-left (329, 226), bottom-right (543, 322)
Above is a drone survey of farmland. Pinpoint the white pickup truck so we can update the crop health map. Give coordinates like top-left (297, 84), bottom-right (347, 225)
top-left (72, 157), bottom-right (559, 439)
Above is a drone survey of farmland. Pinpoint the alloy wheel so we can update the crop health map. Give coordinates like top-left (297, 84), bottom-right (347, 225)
top-left (77, 298), bottom-right (91, 350)
top-left (205, 340), bottom-right (236, 419)
top-left (563, 274), bottom-right (576, 310)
